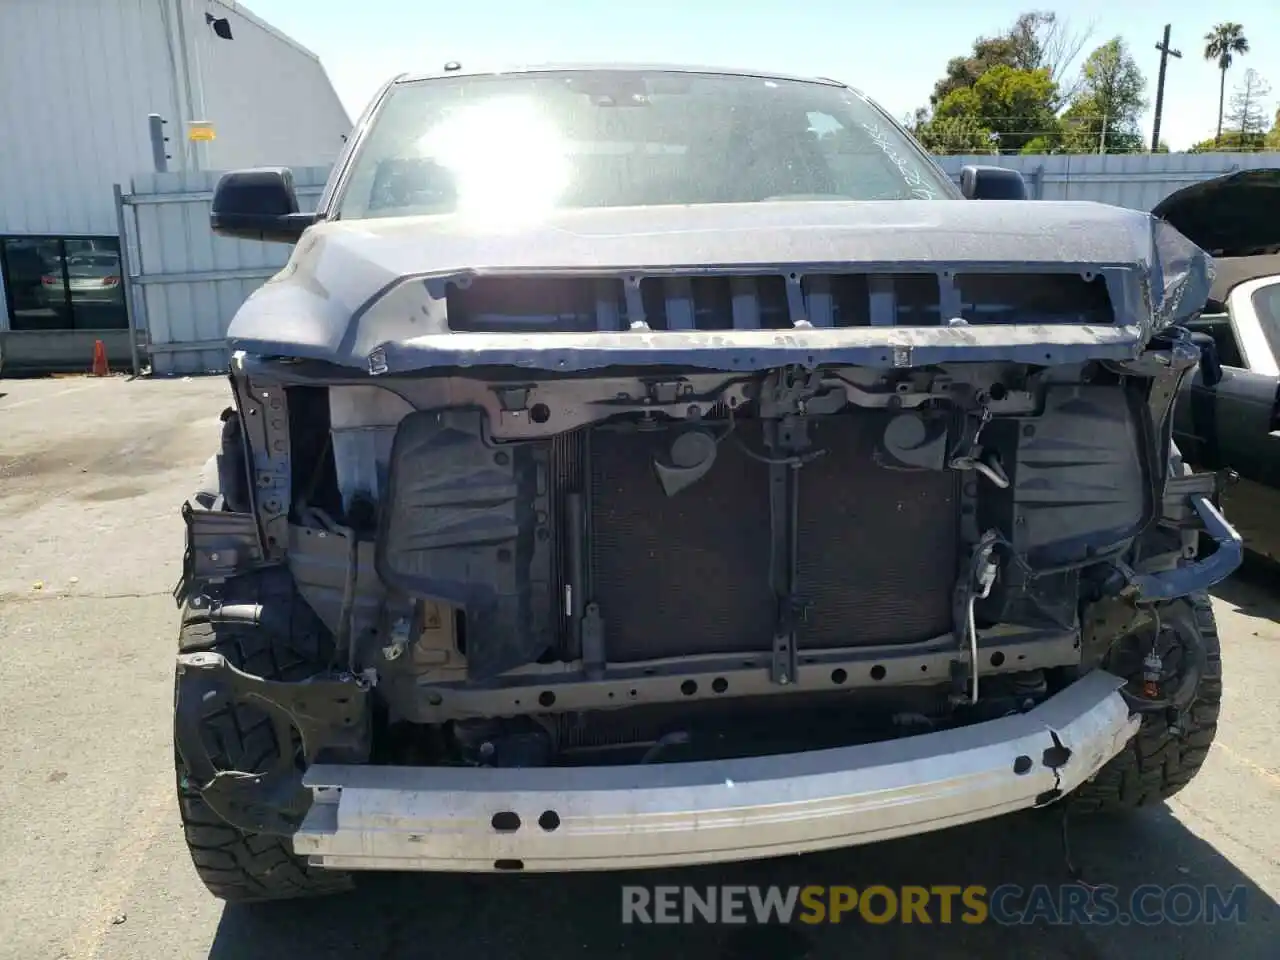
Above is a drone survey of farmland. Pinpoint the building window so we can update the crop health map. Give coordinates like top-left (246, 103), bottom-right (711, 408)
top-left (1, 236), bottom-right (127, 332)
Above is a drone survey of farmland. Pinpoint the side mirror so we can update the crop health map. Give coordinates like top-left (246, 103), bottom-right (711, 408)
top-left (960, 165), bottom-right (1028, 201)
top-left (1186, 330), bottom-right (1224, 387)
top-left (210, 167), bottom-right (315, 243)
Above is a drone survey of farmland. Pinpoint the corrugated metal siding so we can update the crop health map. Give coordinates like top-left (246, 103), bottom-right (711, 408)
top-left (935, 153), bottom-right (1280, 210)
top-left (126, 166), bottom-right (331, 374)
top-left (0, 0), bottom-right (350, 338)
top-left (0, 1), bottom-right (349, 237)
top-left (196, 1), bottom-right (351, 171)
top-left (0, 0), bottom-right (178, 236)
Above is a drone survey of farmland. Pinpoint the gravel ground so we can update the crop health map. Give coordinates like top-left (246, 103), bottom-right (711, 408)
top-left (0, 375), bottom-right (1276, 960)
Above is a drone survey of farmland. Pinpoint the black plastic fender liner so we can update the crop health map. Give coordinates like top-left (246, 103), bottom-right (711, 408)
top-left (984, 384), bottom-right (1154, 571)
top-left (375, 408), bottom-right (554, 680)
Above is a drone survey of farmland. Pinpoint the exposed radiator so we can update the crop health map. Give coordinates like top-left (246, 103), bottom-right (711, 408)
top-left (589, 422), bottom-right (775, 661)
top-left (568, 413), bottom-right (959, 664)
top-left (796, 414), bottom-right (958, 647)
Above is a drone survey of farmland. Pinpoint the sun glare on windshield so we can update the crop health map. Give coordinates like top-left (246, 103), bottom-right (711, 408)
top-left (414, 97), bottom-right (570, 224)
top-left (335, 71), bottom-right (958, 221)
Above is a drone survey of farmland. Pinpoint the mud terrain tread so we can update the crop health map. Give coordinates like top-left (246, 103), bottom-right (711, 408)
top-left (175, 567), bottom-right (352, 902)
top-left (1071, 594), bottom-right (1221, 814)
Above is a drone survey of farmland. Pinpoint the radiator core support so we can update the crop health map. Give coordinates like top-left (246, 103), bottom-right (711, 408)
top-left (378, 397), bottom-right (964, 688)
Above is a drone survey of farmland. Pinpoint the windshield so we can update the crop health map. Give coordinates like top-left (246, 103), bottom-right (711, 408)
top-left (333, 70), bottom-right (955, 221)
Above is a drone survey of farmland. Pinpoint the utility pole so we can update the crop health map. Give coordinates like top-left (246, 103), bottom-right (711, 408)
top-left (1152, 24), bottom-right (1182, 152)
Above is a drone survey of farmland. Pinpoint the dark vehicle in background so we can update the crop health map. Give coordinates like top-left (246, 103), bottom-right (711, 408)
top-left (173, 64), bottom-right (1239, 903)
top-left (1158, 169), bottom-right (1280, 563)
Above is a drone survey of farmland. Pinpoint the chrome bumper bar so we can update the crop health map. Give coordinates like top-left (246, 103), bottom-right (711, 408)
top-left (294, 670), bottom-right (1139, 872)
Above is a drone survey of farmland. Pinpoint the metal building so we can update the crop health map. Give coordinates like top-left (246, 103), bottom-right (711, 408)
top-left (0, 0), bottom-right (350, 372)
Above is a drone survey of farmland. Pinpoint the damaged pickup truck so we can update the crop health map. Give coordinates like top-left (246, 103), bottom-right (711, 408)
top-left (174, 65), bottom-right (1241, 902)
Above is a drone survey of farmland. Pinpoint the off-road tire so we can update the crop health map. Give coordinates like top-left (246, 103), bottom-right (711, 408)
top-left (174, 567), bottom-right (353, 902)
top-left (1071, 593), bottom-right (1221, 813)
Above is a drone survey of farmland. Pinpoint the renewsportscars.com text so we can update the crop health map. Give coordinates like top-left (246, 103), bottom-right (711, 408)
top-left (621, 884), bottom-right (1249, 926)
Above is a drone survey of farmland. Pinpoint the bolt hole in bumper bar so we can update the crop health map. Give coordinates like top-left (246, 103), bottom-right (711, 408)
top-left (293, 671), bottom-right (1138, 872)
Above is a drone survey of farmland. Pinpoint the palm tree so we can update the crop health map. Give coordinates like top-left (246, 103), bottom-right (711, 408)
top-left (1204, 23), bottom-right (1250, 143)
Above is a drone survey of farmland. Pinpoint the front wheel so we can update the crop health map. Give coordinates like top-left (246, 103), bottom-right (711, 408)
top-left (1071, 594), bottom-right (1222, 813)
top-left (174, 568), bottom-right (353, 902)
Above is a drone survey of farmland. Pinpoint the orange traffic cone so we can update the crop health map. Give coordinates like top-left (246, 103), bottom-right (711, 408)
top-left (91, 339), bottom-right (110, 377)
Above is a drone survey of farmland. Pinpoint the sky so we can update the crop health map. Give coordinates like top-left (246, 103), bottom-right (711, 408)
top-left (239, 0), bottom-right (1277, 152)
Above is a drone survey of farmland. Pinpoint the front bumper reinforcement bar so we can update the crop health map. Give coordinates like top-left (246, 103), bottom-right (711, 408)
top-left (293, 670), bottom-right (1139, 872)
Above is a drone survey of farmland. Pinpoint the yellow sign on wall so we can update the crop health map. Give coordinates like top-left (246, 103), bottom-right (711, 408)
top-left (187, 121), bottom-right (216, 142)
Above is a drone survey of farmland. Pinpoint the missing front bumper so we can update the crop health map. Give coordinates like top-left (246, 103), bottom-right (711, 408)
top-left (293, 670), bottom-right (1139, 872)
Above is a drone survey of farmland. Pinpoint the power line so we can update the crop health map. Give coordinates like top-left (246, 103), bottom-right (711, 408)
top-left (914, 130), bottom-right (1153, 137)
top-left (910, 115), bottom-right (1149, 122)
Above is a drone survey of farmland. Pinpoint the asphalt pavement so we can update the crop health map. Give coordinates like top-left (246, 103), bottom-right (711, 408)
top-left (0, 374), bottom-right (1276, 960)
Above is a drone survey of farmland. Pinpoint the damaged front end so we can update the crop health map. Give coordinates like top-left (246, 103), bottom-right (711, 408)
top-left (174, 206), bottom-right (1240, 865)
top-left (175, 648), bottom-right (372, 835)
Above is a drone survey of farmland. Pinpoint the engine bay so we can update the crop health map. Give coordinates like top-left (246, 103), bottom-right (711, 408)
top-left (229, 360), bottom-right (1159, 750)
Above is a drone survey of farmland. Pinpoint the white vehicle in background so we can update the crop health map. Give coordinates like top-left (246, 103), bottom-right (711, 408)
top-left (1157, 170), bottom-right (1280, 563)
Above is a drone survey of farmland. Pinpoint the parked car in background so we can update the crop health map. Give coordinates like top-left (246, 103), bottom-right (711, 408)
top-left (40, 251), bottom-right (123, 320)
top-left (1157, 169), bottom-right (1280, 564)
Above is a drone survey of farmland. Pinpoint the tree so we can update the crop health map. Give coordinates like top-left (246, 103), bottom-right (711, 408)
top-left (1204, 23), bottom-right (1250, 143)
top-left (930, 65), bottom-right (1061, 154)
top-left (932, 35), bottom-right (1023, 106)
top-left (1060, 38), bottom-right (1147, 154)
top-left (1188, 131), bottom-right (1267, 153)
top-left (1058, 100), bottom-right (1107, 153)
top-left (930, 10), bottom-right (1093, 108)
top-left (914, 115), bottom-right (995, 155)
top-left (1225, 68), bottom-right (1271, 146)
top-left (1009, 11), bottom-right (1096, 102)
